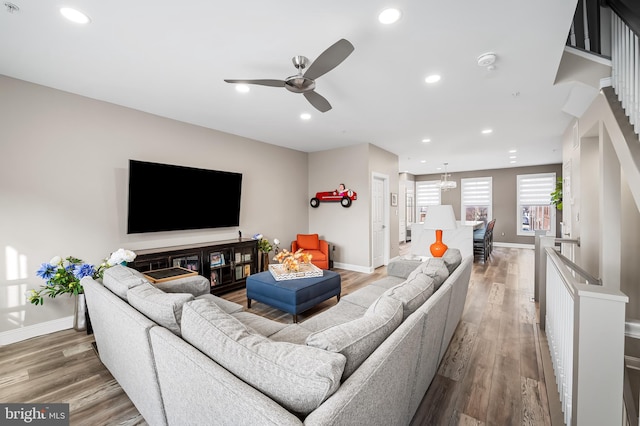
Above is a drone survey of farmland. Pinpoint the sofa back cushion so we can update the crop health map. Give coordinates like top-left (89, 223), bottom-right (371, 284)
top-left (442, 248), bottom-right (463, 274)
top-left (306, 295), bottom-right (403, 380)
top-left (384, 272), bottom-right (436, 320)
top-left (102, 265), bottom-right (148, 300)
top-left (127, 282), bottom-right (194, 335)
top-left (297, 233), bottom-right (320, 250)
top-left (181, 298), bottom-right (346, 415)
top-left (415, 258), bottom-right (450, 291)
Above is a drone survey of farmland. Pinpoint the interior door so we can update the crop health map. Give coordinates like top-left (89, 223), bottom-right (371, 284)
top-left (372, 175), bottom-right (385, 268)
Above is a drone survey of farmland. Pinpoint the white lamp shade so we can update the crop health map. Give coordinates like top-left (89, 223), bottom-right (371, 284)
top-left (423, 205), bottom-right (457, 230)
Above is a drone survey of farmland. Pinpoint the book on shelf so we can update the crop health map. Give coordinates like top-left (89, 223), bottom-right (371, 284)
top-left (234, 252), bottom-right (241, 263)
top-left (210, 252), bottom-right (225, 267)
top-left (243, 253), bottom-right (251, 262)
top-left (244, 264), bottom-right (251, 277)
top-left (235, 265), bottom-right (243, 279)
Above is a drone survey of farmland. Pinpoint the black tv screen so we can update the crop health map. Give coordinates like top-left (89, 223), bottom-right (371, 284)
top-left (127, 160), bottom-right (242, 234)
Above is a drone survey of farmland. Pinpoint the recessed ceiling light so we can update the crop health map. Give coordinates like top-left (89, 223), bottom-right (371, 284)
top-left (510, 160), bottom-right (517, 164)
top-left (420, 160), bottom-right (427, 163)
top-left (422, 138), bottom-right (431, 143)
top-left (60, 7), bottom-right (91, 24)
top-left (300, 113), bottom-right (311, 120)
top-left (235, 84), bottom-right (250, 93)
top-left (509, 156), bottom-right (517, 159)
top-left (509, 149), bottom-right (517, 153)
top-left (425, 75), bottom-right (441, 84)
top-left (481, 128), bottom-right (493, 134)
top-left (378, 8), bottom-right (401, 24)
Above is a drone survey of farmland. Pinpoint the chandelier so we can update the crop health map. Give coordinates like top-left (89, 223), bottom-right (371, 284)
top-left (437, 163), bottom-right (457, 191)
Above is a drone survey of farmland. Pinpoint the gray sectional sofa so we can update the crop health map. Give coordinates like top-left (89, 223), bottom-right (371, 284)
top-left (82, 249), bottom-right (472, 426)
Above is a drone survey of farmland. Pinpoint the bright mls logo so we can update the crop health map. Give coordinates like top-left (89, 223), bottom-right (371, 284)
top-left (1, 404), bottom-right (69, 425)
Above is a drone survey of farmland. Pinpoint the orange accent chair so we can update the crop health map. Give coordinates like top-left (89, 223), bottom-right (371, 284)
top-left (291, 234), bottom-right (330, 270)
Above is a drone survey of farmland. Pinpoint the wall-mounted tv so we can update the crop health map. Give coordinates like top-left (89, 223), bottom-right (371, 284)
top-left (127, 160), bottom-right (242, 234)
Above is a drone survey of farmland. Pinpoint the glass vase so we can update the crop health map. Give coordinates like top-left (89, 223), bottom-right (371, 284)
top-left (73, 293), bottom-right (87, 331)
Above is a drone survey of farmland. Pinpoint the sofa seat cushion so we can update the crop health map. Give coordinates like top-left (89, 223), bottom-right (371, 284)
top-left (341, 286), bottom-right (386, 309)
top-left (102, 265), bottom-right (148, 300)
top-left (299, 300), bottom-right (366, 332)
top-left (195, 294), bottom-right (243, 314)
top-left (384, 273), bottom-right (435, 320)
top-left (442, 248), bottom-right (463, 274)
top-left (269, 324), bottom-right (314, 344)
top-left (306, 295), bottom-right (403, 380)
top-left (369, 275), bottom-right (406, 291)
top-left (127, 282), bottom-right (194, 335)
top-left (181, 298), bottom-right (346, 415)
top-left (231, 311), bottom-right (288, 337)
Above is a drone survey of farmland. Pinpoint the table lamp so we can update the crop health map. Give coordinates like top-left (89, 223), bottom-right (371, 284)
top-left (423, 205), bottom-right (457, 257)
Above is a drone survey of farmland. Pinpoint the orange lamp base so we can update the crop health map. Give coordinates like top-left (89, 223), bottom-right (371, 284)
top-left (429, 229), bottom-right (448, 258)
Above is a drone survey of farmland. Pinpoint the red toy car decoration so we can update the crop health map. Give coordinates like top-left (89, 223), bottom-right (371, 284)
top-left (310, 189), bottom-right (357, 208)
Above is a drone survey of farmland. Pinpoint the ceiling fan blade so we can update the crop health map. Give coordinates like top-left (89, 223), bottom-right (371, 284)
top-left (224, 79), bottom-right (285, 87)
top-left (304, 91), bottom-right (332, 113)
top-left (303, 39), bottom-right (354, 80)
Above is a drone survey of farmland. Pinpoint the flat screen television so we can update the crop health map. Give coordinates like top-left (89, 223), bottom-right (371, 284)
top-left (127, 160), bottom-right (242, 234)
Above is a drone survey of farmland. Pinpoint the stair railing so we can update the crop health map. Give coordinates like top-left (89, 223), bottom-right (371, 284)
top-left (543, 245), bottom-right (628, 425)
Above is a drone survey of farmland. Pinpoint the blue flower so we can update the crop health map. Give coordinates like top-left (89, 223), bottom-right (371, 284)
top-left (36, 263), bottom-right (56, 280)
top-left (73, 263), bottom-right (96, 279)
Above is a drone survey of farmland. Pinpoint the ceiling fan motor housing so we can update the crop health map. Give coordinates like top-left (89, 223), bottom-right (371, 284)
top-left (285, 76), bottom-right (315, 93)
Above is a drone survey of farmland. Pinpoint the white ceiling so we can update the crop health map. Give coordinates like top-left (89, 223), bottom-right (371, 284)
top-left (0, 0), bottom-right (583, 174)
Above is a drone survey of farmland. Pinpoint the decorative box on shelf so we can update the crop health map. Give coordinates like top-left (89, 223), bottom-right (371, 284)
top-left (268, 263), bottom-right (323, 281)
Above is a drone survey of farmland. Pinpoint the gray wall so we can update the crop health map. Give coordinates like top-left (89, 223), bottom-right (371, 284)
top-left (0, 75), bottom-right (310, 333)
top-left (308, 143), bottom-right (399, 270)
top-left (415, 164), bottom-right (562, 245)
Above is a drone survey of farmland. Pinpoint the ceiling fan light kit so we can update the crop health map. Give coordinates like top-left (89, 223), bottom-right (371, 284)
top-left (224, 39), bottom-right (355, 113)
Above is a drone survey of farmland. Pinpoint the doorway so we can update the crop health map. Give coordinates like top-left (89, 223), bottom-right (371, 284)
top-left (372, 173), bottom-right (389, 268)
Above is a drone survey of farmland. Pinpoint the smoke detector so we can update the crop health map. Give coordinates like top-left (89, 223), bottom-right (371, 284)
top-left (477, 52), bottom-right (497, 67)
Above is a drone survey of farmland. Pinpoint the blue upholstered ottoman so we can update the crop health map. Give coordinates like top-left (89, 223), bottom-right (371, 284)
top-left (246, 270), bottom-right (341, 322)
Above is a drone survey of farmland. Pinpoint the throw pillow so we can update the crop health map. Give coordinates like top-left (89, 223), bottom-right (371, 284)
top-left (127, 282), bottom-right (194, 335)
top-left (181, 298), bottom-right (346, 415)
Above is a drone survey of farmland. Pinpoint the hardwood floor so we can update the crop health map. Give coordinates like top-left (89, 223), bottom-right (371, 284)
top-left (0, 246), bottom-right (552, 426)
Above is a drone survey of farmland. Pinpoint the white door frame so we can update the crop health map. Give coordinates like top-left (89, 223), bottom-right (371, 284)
top-left (372, 172), bottom-right (390, 267)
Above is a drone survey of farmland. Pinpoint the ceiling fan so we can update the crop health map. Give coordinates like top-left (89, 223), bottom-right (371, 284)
top-left (224, 38), bottom-right (354, 113)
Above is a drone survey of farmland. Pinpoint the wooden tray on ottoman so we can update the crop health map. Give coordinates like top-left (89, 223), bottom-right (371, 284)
top-left (143, 267), bottom-right (197, 283)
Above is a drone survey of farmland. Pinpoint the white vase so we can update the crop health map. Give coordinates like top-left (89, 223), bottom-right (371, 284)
top-left (73, 293), bottom-right (87, 331)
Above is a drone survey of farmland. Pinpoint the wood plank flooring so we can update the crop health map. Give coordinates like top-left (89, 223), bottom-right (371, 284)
top-left (0, 246), bottom-right (553, 426)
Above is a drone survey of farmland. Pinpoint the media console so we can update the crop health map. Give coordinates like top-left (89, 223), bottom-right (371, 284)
top-left (128, 239), bottom-right (258, 295)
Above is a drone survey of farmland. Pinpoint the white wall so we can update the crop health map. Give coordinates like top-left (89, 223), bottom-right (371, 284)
top-left (0, 76), bottom-right (310, 336)
top-left (562, 89), bottom-right (640, 318)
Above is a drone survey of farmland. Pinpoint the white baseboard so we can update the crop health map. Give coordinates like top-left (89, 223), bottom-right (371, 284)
top-left (0, 316), bottom-right (73, 346)
top-left (494, 242), bottom-right (535, 250)
top-left (333, 262), bottom-right (373, 274)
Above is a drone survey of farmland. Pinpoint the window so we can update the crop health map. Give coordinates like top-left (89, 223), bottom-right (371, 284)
top-left (461, 177), bottom-right (492, 226)
top-left (415, 180), bottom-right (441, 222)
top-left (517, 173), bottom-right (556, 236)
